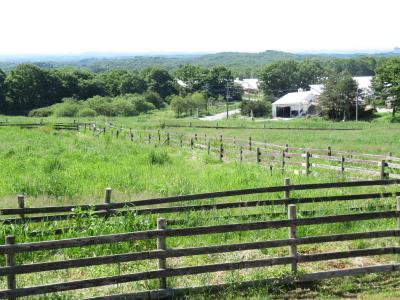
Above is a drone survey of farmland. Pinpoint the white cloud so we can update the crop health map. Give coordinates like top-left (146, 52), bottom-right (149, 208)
top-left (0, 0), bottom-right (399, 54)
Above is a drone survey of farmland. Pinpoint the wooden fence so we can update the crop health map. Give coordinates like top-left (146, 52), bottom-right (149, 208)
top-left (0, 121), bottom-right (79, 131)
top-left (90, 124), bottom-right (400, 180)
top-left (162, 122), bottom-right (362, 131)
top-left (2, 179), bottom-right (400, 227)
top-left (1, 194), bottom-right (400, 299)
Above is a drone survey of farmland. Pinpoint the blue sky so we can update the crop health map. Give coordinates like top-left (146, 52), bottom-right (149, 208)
top-left (1, 0), bottom-right (399, 55)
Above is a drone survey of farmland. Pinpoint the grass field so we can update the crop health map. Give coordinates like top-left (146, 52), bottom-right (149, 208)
top-left (1, 114), bottom-right (400, 298)
top-left (4, 109), bottom-right (399, 154)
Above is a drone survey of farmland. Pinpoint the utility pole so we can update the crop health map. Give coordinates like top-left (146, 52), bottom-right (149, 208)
top-left (226, 80), bottom-right (230, 119)
top-left (205, 82), bottom-right (210, 114)
top-left (355, 89), bottom-right (359, 122)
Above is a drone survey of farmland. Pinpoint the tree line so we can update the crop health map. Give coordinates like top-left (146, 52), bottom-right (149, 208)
top-left (0, 64), bottom-right (240, 115)
top-left (0, 56), bottom-right (399, 119)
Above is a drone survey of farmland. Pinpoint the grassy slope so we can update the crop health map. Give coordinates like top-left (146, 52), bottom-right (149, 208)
top-left (1, 115), bottom-right (400, 298)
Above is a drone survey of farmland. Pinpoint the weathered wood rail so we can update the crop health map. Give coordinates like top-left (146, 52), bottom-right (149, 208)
top-left (1, 197), bottom-right (400, 299)
top-left (1, 179), bottom-right (400, 226)
top-left (0, 121), bottom-right (79, 130)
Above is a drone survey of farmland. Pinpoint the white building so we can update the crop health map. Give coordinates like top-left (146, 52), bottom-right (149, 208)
top-left (234, 78), bottom-right (259, 92)
top-left (271, 77), bottom-right (373, 119)
top-left (272, 89), bottom-right (317, 118)
top-left (353, 76), bottom-right (373, 97)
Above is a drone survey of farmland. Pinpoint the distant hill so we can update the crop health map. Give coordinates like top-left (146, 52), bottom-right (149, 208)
top-left (1, 49), bottom-right (399, 75)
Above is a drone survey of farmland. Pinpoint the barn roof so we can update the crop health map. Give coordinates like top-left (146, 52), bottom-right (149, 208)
top-left (273, 91), bottom-right (315, 106)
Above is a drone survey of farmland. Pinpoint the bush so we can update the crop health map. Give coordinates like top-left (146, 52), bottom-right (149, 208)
top-left (133, 98), bottom-right (155, 115)
top-left (148, 149), bottom-right (171, 165)
top-left (86, 96), bottom-right (115, 116)
top-left (112, 97), bottom-right (136, 116)
top-left (77, 107), bottom-right (97, 117)
top-left (54, 102), bottom-right (80, 117)
top-left (144, 91), bottom-right (163, 108)
top-left (240, 100), bottom-right (271, 117)
top-left (28, 107), bottom-right (54, 117)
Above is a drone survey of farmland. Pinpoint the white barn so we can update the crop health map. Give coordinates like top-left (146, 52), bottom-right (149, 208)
top-left (272, 90), bottom-right (317, 118)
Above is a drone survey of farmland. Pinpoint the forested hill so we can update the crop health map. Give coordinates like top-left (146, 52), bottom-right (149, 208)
top-left (1, 49), bottom-right (399, 76)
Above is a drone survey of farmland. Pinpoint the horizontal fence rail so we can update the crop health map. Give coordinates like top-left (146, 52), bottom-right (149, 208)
top-left (1, 195), bottom-right (400, 299)
top-left (1, 180), bottom-right (400, 227)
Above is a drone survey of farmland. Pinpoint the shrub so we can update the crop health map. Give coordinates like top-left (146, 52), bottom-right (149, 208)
top-left (240, 100), bottom-right (271, 117)
top-left (133, 98), bottom-right (155, 115)
top-left (148, 149), bottom-right (171, 165)
top-left (54, 103), bottom-right (79, 117)
top-left (28, 107), bottom-right (54, 117)
top-left (144, 91), bottom-right (163, 108)
top-left (77, 107), bottom-right (97, 117)
top-left (112, 97), bottom-right (136, 116)
top-left (86, 96), bottom-right (115, 116)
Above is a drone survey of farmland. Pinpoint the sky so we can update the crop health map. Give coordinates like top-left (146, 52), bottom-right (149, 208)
top-left (0, 0), bottom-right (399, 55)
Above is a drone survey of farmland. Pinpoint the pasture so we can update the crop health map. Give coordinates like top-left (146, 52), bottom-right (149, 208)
top-left (1, 115), bottom-right (400, 299)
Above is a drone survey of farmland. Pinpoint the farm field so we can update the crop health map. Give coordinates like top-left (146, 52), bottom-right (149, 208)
top-left (1, 116), bottom-right (400, 299)
top-left (4, 110), bottom-right (400, 154)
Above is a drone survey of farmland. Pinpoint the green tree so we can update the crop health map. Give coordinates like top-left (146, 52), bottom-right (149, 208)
top-left (372, 58), bottom-right (400, 117)
top-left (5, 64), bottom-right (64, 113)
top-left (97, 70), bottom-right (146, 96)
top-left (170, 95), bottom-right (187, 117)
top-left (318, 72), bottom-right (358, 120)
top-left (143, 67), bottom-right (178, 99)
top-left (259, 60), bottom-right (324, 99)
top-left (190, 92), bottom-right (206, 114)
top-left (205, 66), bottom-right (233, 99)
top-left (174, 65), bottom-right (208, 93)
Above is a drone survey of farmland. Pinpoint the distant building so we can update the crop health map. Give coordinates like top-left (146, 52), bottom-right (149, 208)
top-left (272, 89), bottom-right (317, 118)
top-left (353, 76), bottom-right (373, 97)
top-left (271, 76), bottom-right (373, 119)
top-left (234, 78), bottom-right (259, 92)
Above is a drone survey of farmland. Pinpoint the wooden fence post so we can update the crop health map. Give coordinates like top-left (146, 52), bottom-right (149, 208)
top-left (17, 195), bottom-right (25, 220)
top-left (305, 151), bottom-right (310, 175)
top-left (397, 196), bottom-right (400, 230)
top-left (285, 144), bottom-right (289, 153)
top-left (195, 134), bottom-right (198, 142)
top-left (116, 130), bottom-right (119, 139)
top-left (157, 218), bottom-right (167, 289)
top-left (5, 235), bottom-right (16, 300)
top-left (281, 151), bottom-right (285, 172)
top-left (341, 155), bottom-right (345, 174)
top-left (130, 132), bottom-right (134, 142)
top-left (190, 138), bottom-right (194, 150)
top-left (249, 137), bottom-right (252, 151)
top-left (284, 178), bottom-right (290, 200)
top-left (380, 160), bottom-right (386, 179)
top-left (219, 135), bottom-right (223, 143)
top-left (104, 188), bottom-right (112, 210)
top-left (219, 143), bottom-right (224, 162)
top-left (328, 146), bottom-right (332, 156)
top-left (167, 133), bottom-right (170, 146)
top-left (240, 146), bottom-right (243, 163)
top-left (256, 147), bottom-right (261, 164)
top-left (288, 205), bottom-right (297, 273)
top-left (148, 133), bottom-right (151, 144)
top-left (207, 140), bottom-right (210, 155)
